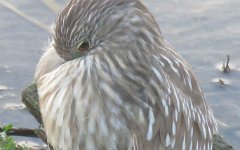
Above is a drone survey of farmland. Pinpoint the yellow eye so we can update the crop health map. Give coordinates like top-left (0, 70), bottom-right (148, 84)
top-left (77, 39), bottom-right (90, 52)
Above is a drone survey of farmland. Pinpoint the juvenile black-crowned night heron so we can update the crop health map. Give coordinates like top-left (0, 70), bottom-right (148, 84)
top-left (35, 0), bottom-right (218, 149)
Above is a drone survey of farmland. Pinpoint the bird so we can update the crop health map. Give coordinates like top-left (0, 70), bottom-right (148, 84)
top-left (35, 0), bottom-right (218, 149)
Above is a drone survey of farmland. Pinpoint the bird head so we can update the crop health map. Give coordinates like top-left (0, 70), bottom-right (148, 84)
top-left (53, 0), bottom-right (162, 61)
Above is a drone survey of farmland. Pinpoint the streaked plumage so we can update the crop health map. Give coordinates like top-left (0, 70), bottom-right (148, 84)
top-left (35, 0), bottom-right (218, 149)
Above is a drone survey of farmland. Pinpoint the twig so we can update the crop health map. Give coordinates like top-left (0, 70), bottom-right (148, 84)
top-left (222, 55), bottom-right (231, 73)
top-left (0, 127), bottom-right (47, 144)
top-left (0, 127), bottom-right (37, 138)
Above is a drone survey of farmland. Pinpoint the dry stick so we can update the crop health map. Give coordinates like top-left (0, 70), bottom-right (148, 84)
top-left (0, 127), bottom-right (37, 138)
top-left (0, 127), bottom-right (47, 144)
top-left (0, 127), bottom-right (48, 150)
top-left (223, 55), bottom-right (231, 73)
top-left (226, 55), bottom-right (230, 70)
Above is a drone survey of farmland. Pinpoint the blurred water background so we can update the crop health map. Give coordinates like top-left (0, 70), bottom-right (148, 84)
top-left (0, 0), bottom-right (239, 148)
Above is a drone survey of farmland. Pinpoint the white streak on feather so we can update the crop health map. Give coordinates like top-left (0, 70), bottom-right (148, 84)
top-left (167, 97), bottom-right (171, 105)
top-left (187, 116), bottom-right (190, 130)
top-left (183, 78), bottom-right (187, 87)
top-left (162, 99), bottom-right (169, 116)
top-left (171, 137), bottom-right (175, 149)
top-left (43, 92), bottom-right (56, 113)
top-left (152, 66), bottom-right (164, 83)
top-left (115, 56), bottom-right (127, 69)
top-left (147, 107), bottom-right (155, 140)
top-left (196, 140), bottom-right (199, 150)
top-left (174, 90), bottom-right (180, 111)
top-left (167, 87), bottom-right (171, 94)
top-left (161, 55), bottom-right (180, 77)
top-left (185, 71), bottom-right (193, 90)
top-left (191, 126), bottom-right (194, 137)
top-left (172, 121), bottom-right (176, 136)
top-left (165, 133), bottom-right (171, 147)
top-left (197, 113), bottom-right (201, 122)
top-left (190, 140), bottom-right (192, 150)
top-left (159, 61), bottom-right (165, 67)
top-left (175, 109), bottom-right (178, 122)
top-left (99, 115), bottom-right (108, 136)
top-left (100, 82), bottom-right (122, 105)
top-left (104, 54), bottom-right (118, 75)
top-left (207, 125), bottom-right (212, 140)
top-left (187, 78), bottom-right (193, 90)
top-left (139, 109), bottom-right (145, 123)
top-left (182, 134), bottom-right (186, 150)
top-left (127, 51), bottom-right (137, 63)
top-left (203, 144), bottom-right (206, 150)
top-left (202, 123), bottom-right (207, 139)
top-left (110, 117), bottom-right (123, 130)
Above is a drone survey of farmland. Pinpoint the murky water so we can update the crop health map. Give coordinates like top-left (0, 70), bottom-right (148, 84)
top-left (0, 0), bottom-right (239, 149)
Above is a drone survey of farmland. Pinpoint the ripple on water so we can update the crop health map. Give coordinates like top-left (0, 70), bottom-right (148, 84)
top-left (211, 78), bottom-right (231, 87)
top-left (3, 103), bottom-right (25, 110)
top-left (0, 65), bottom-right (11, 74)
top-left (0, 85), bottom-right (15, 100)
top-left (2, 65), bottom-right (11, 73)
top-left (0, 93), bottom-right (16, 99)
top-left (0, 85), bottom-right (8, 91)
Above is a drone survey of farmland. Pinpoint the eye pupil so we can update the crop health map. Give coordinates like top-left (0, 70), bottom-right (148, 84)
top-left (77, 40), bottom-right (90, 51)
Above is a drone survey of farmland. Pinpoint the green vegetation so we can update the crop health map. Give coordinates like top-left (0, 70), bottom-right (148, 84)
top-left (0, 124), bottom-right (27, 150)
